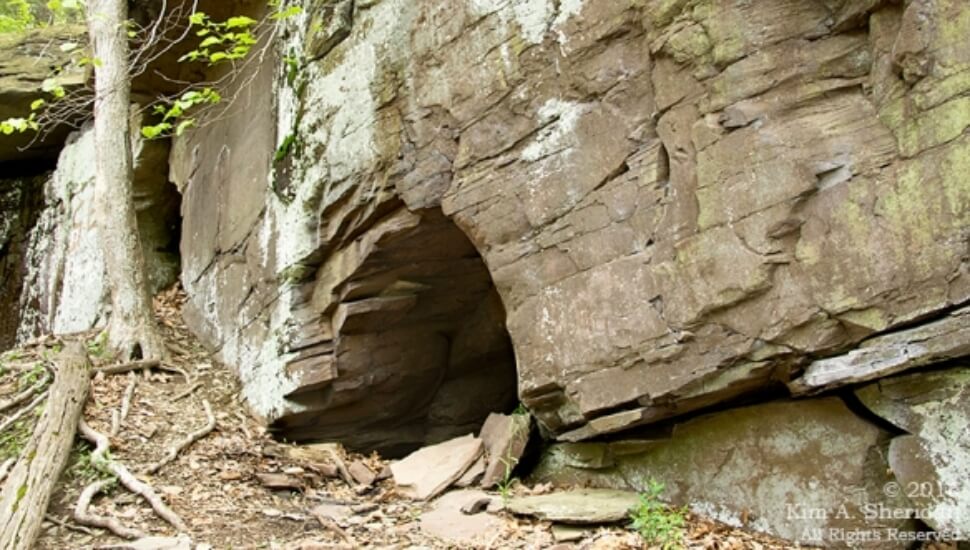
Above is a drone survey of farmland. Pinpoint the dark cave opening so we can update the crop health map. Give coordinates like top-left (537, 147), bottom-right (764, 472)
top-left (276, 207), bottom-right (520, 458)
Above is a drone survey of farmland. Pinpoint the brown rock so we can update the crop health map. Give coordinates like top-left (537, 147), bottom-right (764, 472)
top-left (347, 460), bottom-right (376, 487)
top-left (480, 413), bottom-right (531, 488)
top-left (255, 473), bottom-right (303, 491)
top-left (391, 434), bottom-right (483, 500)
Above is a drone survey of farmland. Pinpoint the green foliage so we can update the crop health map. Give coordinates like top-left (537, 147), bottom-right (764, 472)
top-left (0, 0), bottom-right (84, 33)
top-left (178, 11), bottom-right (258, 65)
top-left (0, 416), bottom-right (36, 461)
top-left (629, 480), bottom-right (687, 550)
top-left (68, 442), bottom-right (113, 482)
top-left (141, 87), bottom-right (221, 139)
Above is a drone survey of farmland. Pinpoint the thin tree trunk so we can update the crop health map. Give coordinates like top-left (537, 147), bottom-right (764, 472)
top-left (88, 0), bottom-right (165, 360)
top-left (0, 343), bottom-right (90, 550)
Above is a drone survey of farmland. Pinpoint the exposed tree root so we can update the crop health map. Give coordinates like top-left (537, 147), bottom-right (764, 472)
top-left (78, 419), bottom-right (188, 532)
top-left (0, 344), bottom-right (90, 550)
top-left (0, 371), bottom-right (51, 414)
top-left (44, 514), bottom-right (97, 536)
top-left (111, 372), bottom-right (137, 437)
top-left (143, 399), bottom-right (215, 476)
top-left (94, 360), bottom-right (188, 381)
top-left (172, 381), bottom-right (202, 402)
top-left (74, 479), bottom-right (146, 540)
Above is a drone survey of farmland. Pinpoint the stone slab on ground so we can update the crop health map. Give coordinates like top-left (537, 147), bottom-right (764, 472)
top-left (391, 434), bottom-right (483, 500)
top-left (419, 489), bottom-right (506, 546)
top-left (504, 489), bottom-right (640, 525)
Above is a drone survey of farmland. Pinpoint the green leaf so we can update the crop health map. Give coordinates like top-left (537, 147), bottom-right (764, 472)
top-left (188, 12), bottom-right (207, 26)
top-left (199, 35), bottom-right (222, 48)
top-left (175, 119), bottom-right (196, 136)
top-left (30, 99), bottom-right (45, 110)
top-left (225, 15), bottom-right (256, 29)
top-left (208, 51), bottom-right (229, 64)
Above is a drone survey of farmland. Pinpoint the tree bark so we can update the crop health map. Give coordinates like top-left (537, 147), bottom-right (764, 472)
top-left (88, 0), bottom-right (165, 360)
top-left (0, 343), bottom-right (90, 550)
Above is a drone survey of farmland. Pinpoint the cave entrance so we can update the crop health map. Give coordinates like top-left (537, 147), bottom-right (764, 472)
top-left (278, 207), bottom-right (519, 457)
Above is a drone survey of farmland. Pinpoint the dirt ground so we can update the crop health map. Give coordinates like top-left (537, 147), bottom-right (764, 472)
top-left (1, 288), bottom-right (829, 549)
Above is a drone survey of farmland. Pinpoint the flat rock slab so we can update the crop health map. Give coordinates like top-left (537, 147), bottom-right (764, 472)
top-left (505, 489), bottom-right (640, 525)
top-left (391, 434), bottom-right (483, 500)
top-left (419, 490), bottom-right (505, 546)
top-left (857, 367), bottom-right (970, 537)
top-left (99, 536), bottom-right (193, 550)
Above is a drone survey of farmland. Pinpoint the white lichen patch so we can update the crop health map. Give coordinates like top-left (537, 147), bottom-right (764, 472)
top-left (521, 98), bottom-right (587, 162)
top-left (470, 0), bottom-right (555, 45)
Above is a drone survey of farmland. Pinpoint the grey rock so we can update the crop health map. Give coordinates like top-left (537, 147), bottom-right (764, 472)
top-left (531, 398), bottom-right (915, 547)
top-left (504, 489), bottom-right (640, 525)
top-left (857, 367), bottom-right (970, 537)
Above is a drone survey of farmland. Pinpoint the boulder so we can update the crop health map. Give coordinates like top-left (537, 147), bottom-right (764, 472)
top-left (530, 398), bottom-right (915, 547)
top-left (479, 412), bottom-right (531, 488)
top-left (856, 367), bottom-right (970, 538)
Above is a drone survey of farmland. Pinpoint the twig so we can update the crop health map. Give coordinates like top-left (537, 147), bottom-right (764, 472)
top-left (310, 509), bottom-right (357, 547)
top-left (0, 372), bottom-right (52, 414)
top-left (172, 381), bottom-right (202, 401)
top-left (0, 389), bottom-right (48, 434)
top-left (143, 399), bottom-right (216, 476)
top-left (44, 514), bottom-right (97, 536)
top-left (0, 458), bottom-right (14, 484)
top-left (74, 479), bottom-right (146, 539)
top-left (78, 418), bottom-right (188, 532)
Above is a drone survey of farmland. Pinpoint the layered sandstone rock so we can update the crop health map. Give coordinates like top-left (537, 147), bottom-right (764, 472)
top-left (172, 0), bottom-right (969, 455)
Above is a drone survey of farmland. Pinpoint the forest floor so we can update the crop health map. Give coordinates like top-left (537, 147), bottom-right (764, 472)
top-left (0, 287), bottom-right (815, 549)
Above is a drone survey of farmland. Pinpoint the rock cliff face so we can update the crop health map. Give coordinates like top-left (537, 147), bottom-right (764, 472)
top-left (174, 0), bottom-right (968, 450)
top-left (1, 0), bottom-right (968, 545)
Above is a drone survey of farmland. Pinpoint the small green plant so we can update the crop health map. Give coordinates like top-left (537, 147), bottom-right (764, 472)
top-left (495, 455), bottom-right (519, 504)
top-left (629, 479), bottom-right (687, 550)
top-left (512, 402), bottom-right (529, 415)
top-left (68, 442), bottom-right (113, 482)
top-left (0, 416), bottom-right (36, 461)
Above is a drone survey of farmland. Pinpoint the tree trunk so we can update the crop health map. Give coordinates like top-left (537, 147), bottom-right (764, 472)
top-left (88, 0), bottom-right (165, 360)
top-left (0, 343), bottom-right (90, 550)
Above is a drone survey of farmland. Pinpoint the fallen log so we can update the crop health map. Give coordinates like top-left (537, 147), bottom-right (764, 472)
top-left (0, 343), bottom-right (90, 550)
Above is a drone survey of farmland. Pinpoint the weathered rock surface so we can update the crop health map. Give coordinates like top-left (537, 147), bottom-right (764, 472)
top-left (13, 120), bottom-right (180, 343)
top-left (0, 174), bottom-right (44, 349)
top-left (530, 398), bottom-right (914, 546)
top-left (504, 489), bottom-right (640, 525)
top-left (419, 489), bottom-right (505, 547)
top-left (0, 25), bottom-right (88, 162)
top-left (171, 0), bottom-right (970, 454)
top-left (857, 367), bottom-right (970, 538)
top-left (791, 307), bottom-right (970, 395)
